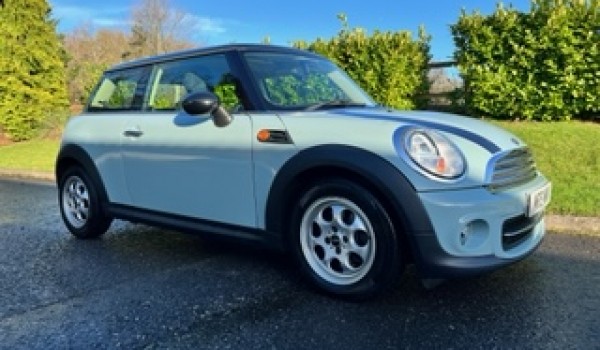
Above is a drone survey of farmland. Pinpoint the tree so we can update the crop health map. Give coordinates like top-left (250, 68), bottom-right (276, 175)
top-left (0, 0), bottom-right (69, 141)
top-left (63, 0), bottom-right (199, 106)
top-left (63, 25), bottom-right (130, 105)
top-left (126, 0), bottom-right (195, 58)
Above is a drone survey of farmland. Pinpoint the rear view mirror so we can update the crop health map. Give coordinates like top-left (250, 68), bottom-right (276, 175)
top-left (182, 92), bottom-right (233, 127)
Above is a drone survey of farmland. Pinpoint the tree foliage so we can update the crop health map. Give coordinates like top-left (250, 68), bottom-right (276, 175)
top-left (0, 0), bottom-right (69, 141)
top-left (452, 0), bottom-right (600, 121)
top-left (61, 0), bottom-right (196, 107)
top-left (295, 15), bottom-right (431, 110)
top-left (126, 0), bottom-right (195, 58)
top-left (63, 26), bottom-right (131, 105)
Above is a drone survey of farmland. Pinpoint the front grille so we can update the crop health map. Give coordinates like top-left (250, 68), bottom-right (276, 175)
top-left (502, 214), bottom-right (541, 250)
top-left (485, 148), bottom-right (537, 191)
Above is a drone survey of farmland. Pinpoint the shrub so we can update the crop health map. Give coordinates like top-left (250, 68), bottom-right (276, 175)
top-left (452, 0), bottom-right (600, 121)
top-left (295, 14), bottom-right (431, 110)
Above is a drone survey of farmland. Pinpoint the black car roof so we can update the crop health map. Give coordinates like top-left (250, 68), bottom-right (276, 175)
top-left (107, 43), bottom-right (323, 72)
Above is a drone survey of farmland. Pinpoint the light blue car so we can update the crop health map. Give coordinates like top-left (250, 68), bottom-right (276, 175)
top-left (56, 44), bottom-right (551, 299)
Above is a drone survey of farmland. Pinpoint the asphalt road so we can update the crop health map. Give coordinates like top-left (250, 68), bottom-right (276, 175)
top-left (0, 178), bottom-right (598, 349)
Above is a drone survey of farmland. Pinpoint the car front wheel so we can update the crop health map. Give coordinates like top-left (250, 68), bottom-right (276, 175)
top-left (290, 179), bottom-right (403, 299)
top-left (58, 166), bottom-right (112, 239)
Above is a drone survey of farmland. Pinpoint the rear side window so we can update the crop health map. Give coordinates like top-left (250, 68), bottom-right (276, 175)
top-left (88, 67), bottom-right (150, 111)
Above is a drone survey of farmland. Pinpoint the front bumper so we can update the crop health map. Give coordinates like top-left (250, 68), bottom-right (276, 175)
top-left (410, 175), bottom-right (549, 278)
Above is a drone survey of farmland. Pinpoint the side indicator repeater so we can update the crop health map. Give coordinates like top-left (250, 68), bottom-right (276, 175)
top-left (257, 129), bottom-right (271, 142)
top-left (256, 129), bottom-right (293, 144)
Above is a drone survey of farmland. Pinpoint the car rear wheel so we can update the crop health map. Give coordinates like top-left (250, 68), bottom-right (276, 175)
top-left (290, 178), bottom-right (403, 299)
top-left (58, 166), bottom-right (112, 239)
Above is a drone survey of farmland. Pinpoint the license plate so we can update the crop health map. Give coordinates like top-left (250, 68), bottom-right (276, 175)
top-left (527, 182), bottom-right (551, 217)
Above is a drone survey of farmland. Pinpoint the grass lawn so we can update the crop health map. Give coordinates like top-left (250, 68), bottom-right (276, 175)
top-left (495, 121), bottom-right (599, 217)
top-left (0, 138), bottom-right (60, 173)
top-left (0, 121), bottom-right (598, 216)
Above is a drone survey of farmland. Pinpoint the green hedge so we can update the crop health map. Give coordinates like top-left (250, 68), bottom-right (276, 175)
top-left (452, 0), bottom-right (599, 121)
top-left (295, 15), bottom-right (431, 110)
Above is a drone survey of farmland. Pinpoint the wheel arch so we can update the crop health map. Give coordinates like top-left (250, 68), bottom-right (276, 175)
top-left (265, 145), bottom-right (435, 258)
top-left (55, 144), bottom-right (110, 205)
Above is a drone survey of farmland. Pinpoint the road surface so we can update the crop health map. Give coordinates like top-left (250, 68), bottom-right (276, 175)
top-left (0, 179), bottom-right (598, 349)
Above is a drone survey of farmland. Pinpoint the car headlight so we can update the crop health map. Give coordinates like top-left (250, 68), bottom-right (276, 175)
top-left (404, 129), bottom-right (466, 179)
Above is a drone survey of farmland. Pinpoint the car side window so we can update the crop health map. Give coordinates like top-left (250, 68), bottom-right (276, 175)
top-left (88, 67), bottom-right (150, 111)
top-left (148, 54), bottom-right (244, 112)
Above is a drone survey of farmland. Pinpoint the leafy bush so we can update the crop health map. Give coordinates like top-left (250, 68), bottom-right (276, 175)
top-left (214, 83), bottom-right (241, 111)
top-left (295, 15), bottom-right (431, 110)
top-left (452, 0), bottom-right (600, 121)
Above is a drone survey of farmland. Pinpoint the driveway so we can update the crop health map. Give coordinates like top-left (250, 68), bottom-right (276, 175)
top-left (0, 179), bottom-right (598, 349)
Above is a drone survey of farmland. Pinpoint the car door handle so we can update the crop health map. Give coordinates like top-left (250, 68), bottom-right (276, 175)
top-left (123, 127), bottom-right (143, 137)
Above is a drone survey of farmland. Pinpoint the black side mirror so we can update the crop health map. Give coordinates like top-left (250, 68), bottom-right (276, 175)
top-left (182, 92), bottom-right (233, 127)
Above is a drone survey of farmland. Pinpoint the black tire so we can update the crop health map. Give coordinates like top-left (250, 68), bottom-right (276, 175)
top-left (58, 166), bottom-right (112, 239)
top-left (289, 178), bottom-right (403, 299)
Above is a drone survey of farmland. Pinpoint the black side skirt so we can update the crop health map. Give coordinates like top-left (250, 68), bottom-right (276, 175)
top-left (105, 203), bottom-right (284, 250)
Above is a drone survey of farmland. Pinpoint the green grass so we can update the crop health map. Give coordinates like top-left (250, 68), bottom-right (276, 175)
top-left (0, 139), bottom-right (60, 173)
top-left (495, 121), bottom-right (600, 217)
top-left (0, 121), bottom-right (598, 216)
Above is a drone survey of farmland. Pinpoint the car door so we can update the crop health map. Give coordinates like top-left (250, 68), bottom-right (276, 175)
top-left (121, 53), bottom-right (256, 228)
top-left (84, 65), bottom-right (152, 204)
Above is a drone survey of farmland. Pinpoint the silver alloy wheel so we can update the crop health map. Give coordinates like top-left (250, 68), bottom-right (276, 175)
top-left (61, 175), bottom-right (91, 229)
top-left (300, 196), bottom-right (376, 285)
